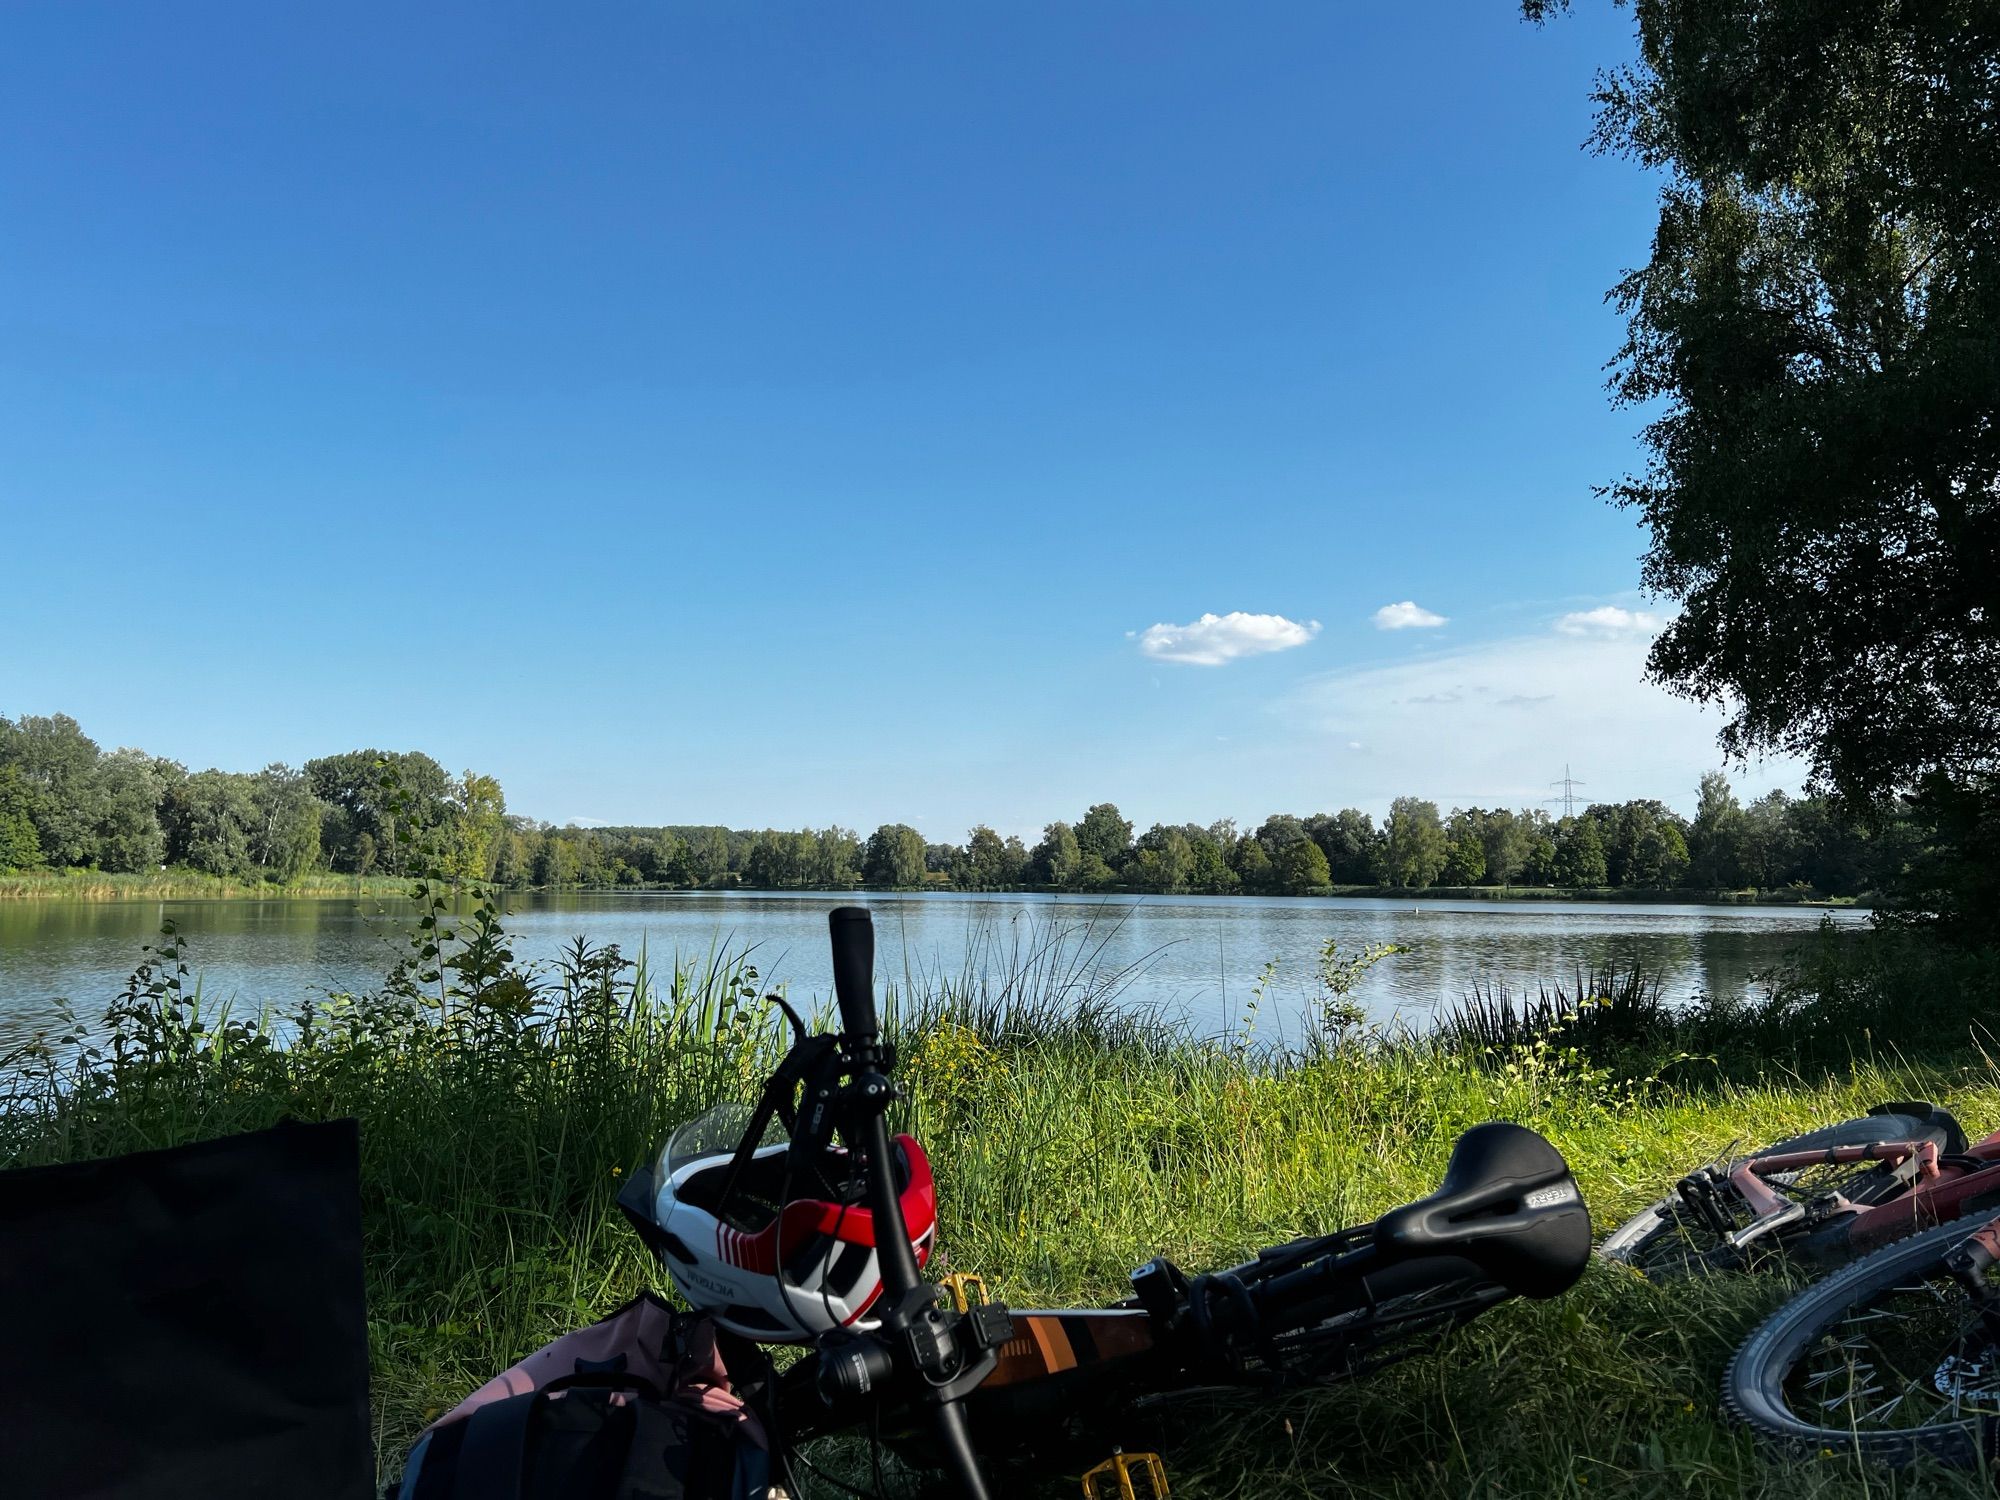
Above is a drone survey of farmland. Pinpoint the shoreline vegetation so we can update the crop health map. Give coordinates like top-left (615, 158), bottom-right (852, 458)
top-left (0, 870), bottom-right (414, 902)
top-left (0, 867), bottom-right (1872, 907)
top-left (2, 712), bottom-right (1903, 909)
top-left (0, 892), bottom-right (1984, 1498)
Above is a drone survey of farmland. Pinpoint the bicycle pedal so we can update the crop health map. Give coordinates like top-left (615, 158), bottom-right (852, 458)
top-left (1081, 1449), bottom-right (1169, 1499)
top-left (939, 1271), bottom-right (989, 1312)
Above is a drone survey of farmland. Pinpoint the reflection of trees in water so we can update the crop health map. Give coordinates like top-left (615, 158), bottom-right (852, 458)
top-left (1695, 924), bottom-right (1820, 1009)
top-left (1365, 924), bottom-right (1803, 1017)
top-left (2, 893), bottom-right (1859, 1049)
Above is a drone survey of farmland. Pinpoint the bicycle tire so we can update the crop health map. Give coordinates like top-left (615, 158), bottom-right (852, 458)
top-left (1600, 1111), bottom-right (1945, 1279)
top-left (1723, 1215), bottom-right (2000, 1466)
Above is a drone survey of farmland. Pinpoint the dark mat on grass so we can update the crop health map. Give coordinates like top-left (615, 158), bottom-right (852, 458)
top-left (0, 1118), bottom-right (373, 1500)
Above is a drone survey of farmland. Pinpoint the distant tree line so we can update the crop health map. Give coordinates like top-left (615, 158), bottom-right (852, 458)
top-left (0, 712), bottom-right (1903, 898)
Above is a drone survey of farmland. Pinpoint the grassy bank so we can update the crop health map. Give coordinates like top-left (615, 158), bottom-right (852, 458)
top-left (0, 912), bottom-right (1990, 1497)
top-left (0, 869), bottom-right (414, 902)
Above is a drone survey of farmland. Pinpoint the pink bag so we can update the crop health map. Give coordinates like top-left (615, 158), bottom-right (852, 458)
top-left (395, 1293), bottom-right (771, 1500)
top-left (424, 1292), bottom-right (765, 1446)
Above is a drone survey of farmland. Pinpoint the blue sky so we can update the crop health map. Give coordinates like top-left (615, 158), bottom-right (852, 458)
top-left (0, 3), bottom-right (1806, 839)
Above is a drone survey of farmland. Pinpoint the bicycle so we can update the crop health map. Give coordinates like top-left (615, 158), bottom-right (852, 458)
top-left (619, 906), bottom-right (1596, 1496)
top-left (1598, 1101), bottom-right (2000, 1280)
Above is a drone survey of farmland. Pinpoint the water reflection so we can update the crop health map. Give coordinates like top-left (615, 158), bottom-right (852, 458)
top-left (0, 890), bottom-right (1866, 1049)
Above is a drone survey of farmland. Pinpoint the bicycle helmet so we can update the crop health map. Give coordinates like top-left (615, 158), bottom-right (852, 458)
top-left (651, 1103), bottom-right (936, 1342)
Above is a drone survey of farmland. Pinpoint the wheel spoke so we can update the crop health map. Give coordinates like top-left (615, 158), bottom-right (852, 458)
top-left (1785, 1250), bottom-right (2000, 1434)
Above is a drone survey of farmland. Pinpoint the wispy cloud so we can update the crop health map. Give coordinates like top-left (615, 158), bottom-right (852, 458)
top-left (1554, 605), bottom-right (1666, 638)
top-left (1372, 600), bottom-right (1448, 630)
top-left (1278, 618), bottom-right (1804, 811)
top-left (1133, 611), bottom-right (1320, 666)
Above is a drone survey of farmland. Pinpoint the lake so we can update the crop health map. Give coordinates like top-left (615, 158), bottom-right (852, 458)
top-left (0, 890), bottom-right (1868, 1051)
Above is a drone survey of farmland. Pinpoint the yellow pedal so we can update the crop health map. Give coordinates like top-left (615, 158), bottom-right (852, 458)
top-left (1081, 1450), bottom-right (1169, 1499)
top-left (939, 1272), bottom-right (989, 1312)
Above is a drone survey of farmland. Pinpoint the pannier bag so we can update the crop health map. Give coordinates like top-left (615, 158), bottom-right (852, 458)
top-left (0, 1118), bottom-right (374, 1500)
top-left (395, 1292), bottom-right (771, 1500)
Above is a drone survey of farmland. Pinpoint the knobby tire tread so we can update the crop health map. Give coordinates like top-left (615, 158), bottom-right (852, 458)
top-left (1721, 1216), bottom-right (2000, 1468)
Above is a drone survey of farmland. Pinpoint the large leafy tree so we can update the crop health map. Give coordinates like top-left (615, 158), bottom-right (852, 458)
top-left (1383, 797), bottom-right (1448, 889)
top-left (1030, 821), bottom-right (1082, 887)
top-left (862, 823), bottom-right (927, 888)
top-left (305, 750), bottom-right (453, 874)
top-left (1531, 1), bottom-right (2000, 804)
top-left (1131, 824), bottom-right (1196, 893)
top-left (1552, 815), bottom-right (1609, 889)
top-left (0, 764), bottom-right (43, 871)
top-left (249, 764), bottom-right (325, 880)
top-left (1307, 809), bottom-right (1382, 885)
top-left (1, 714), bottom-right (104, 867)
top-left (1276, 838), bottom-right (1332, 894)
top-left (162, 768), bottom-right (258, 876)
top-left (1687, 770), bottom-right (1749, 888)
top-left (1075, 803), bottom-right (1134, 869)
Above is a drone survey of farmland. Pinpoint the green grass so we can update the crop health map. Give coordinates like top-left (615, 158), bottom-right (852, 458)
top-left (1, 912), bottom-right (1993, 1498)
top-left (0, 868), bottom-right (413, 901)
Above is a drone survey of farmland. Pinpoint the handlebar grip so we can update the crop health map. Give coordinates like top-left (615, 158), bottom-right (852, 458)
top-left (828, 906), bottom-right (878, 1042)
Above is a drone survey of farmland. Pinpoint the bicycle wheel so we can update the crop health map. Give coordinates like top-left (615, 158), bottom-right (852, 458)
top-left (1600, 1109), bottom-right (1951, 1279)
top-left (1724, 1215), bottom-right (2000, 1466)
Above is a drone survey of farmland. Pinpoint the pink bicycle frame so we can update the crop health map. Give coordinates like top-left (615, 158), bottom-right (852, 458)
top-left (1727, 1128), bottom-right (2000, 1256)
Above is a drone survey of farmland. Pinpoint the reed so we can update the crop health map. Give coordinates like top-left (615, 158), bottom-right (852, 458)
top-left (0, 869), bottom-right (412, 902)
top-left (1435, 966), bottom-right (1671, 1058)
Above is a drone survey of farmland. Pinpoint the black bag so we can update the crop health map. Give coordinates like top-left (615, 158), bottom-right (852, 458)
top-left (0, 1118), bottom-right (374, 1500)
top-left (397, 1374), bottom-right (758, 1500)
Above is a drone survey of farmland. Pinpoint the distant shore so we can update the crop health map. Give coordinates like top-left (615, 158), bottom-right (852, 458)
top-left (0, 870), bottom-right (1872, 909)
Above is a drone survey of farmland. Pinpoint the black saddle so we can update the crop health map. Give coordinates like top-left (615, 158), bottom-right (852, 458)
top-left (1863, 1100), bottom-right (1968, 1158)
top-left (1373, 1122), bottom-right (1593, 1298)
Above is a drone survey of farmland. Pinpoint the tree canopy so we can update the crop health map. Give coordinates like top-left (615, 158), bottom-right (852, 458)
top-left (1531, 0), bottom-right (2000, 808)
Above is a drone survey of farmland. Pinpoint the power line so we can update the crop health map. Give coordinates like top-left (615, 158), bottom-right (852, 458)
top-left (1544, 764), bottom-right (1587, 819)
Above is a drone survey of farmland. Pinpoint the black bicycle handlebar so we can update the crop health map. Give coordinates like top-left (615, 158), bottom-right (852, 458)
top-left (823, 906), bottom-right (996, 1500)
top-left (827, 906), bottom-right (878, 1043)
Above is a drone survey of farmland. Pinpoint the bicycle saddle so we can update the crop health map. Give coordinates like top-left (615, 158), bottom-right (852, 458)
top-left (1865, 1100), bottom-right (1968, 1158)
top-left (1373, 1122), bottom-right (1593, 1298)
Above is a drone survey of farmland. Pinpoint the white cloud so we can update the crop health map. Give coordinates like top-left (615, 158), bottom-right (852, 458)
top-left (1279, 626), bottom-right (1806, 815)
top-left (1133, 611), bottom-right (1320, 666)
top-left (1372, 600), bottom-right (1448, 630)
top-left (1554, 605), bottom-right (1667, 638)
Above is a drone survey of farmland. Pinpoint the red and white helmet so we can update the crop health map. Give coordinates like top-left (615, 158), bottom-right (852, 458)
top-left (651, 1104), bottom-right (936, 1342)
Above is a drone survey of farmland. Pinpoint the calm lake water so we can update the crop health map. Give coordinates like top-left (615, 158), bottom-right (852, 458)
top-left (0, 890), bottom-right (1868, 1050)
